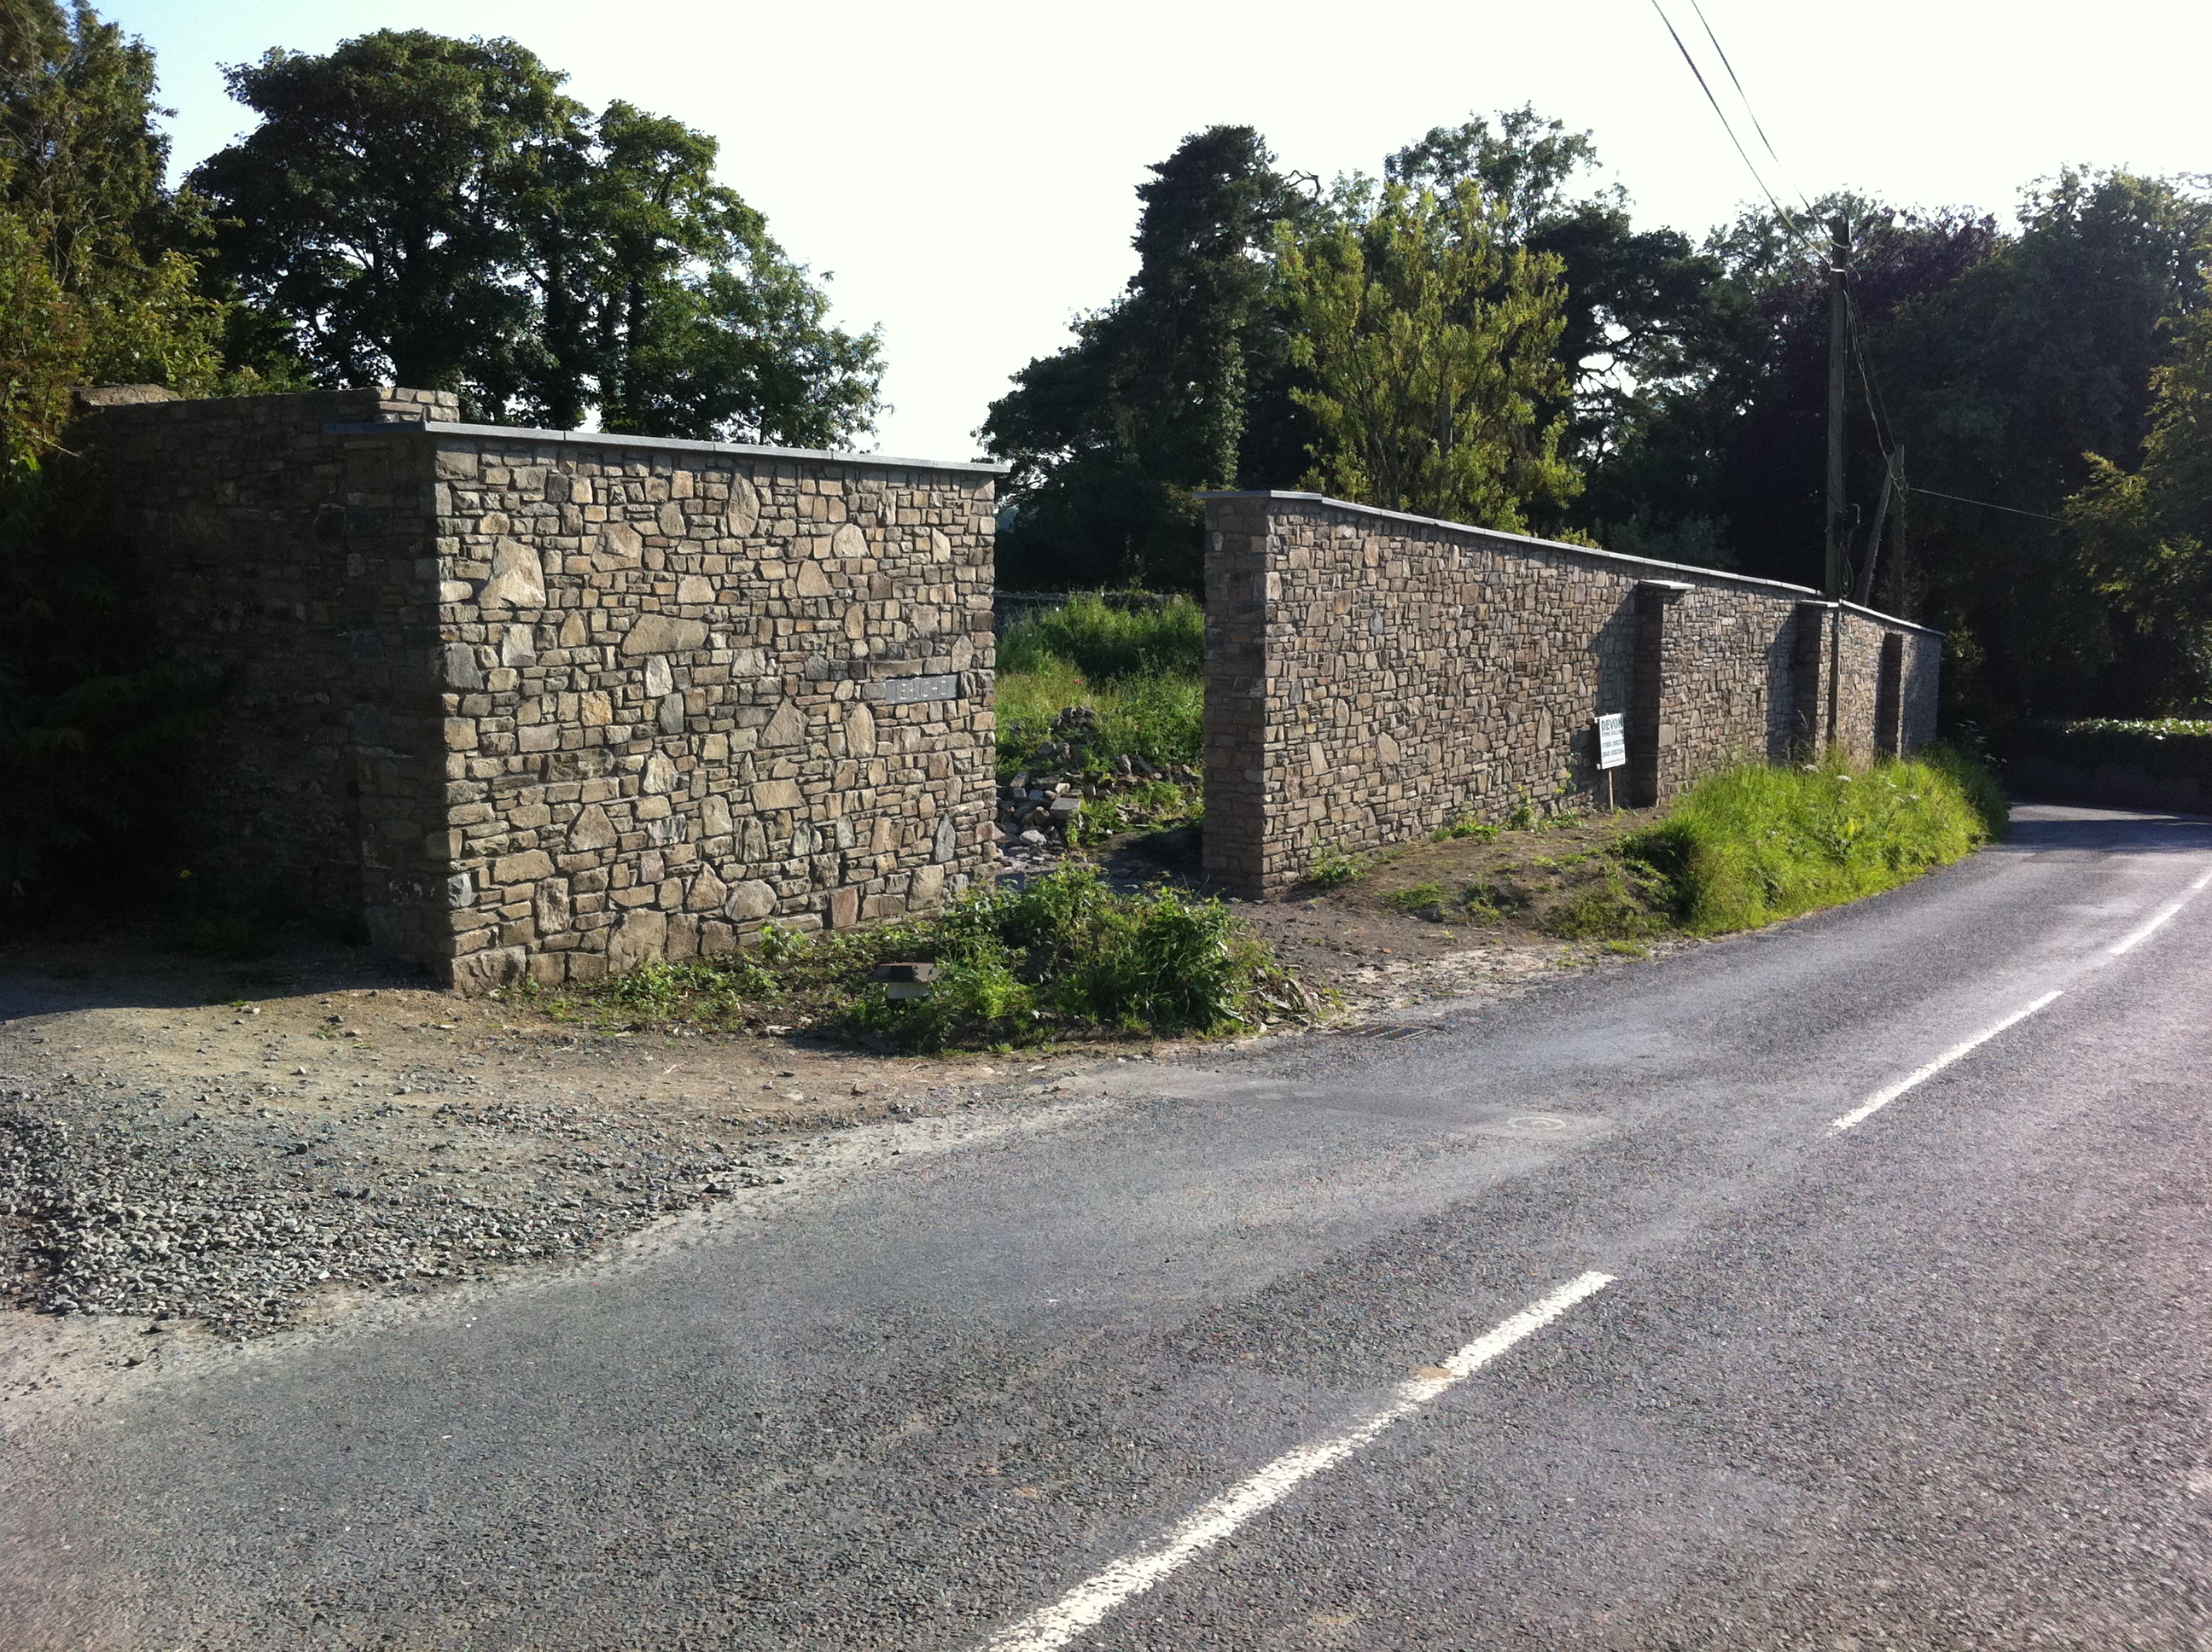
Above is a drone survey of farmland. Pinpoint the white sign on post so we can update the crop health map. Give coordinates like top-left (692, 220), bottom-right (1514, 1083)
top-left (1594, 713), bottom-right (1627, 771)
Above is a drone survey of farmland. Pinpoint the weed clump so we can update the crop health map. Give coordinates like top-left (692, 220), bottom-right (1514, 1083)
top-left (530, 864), bottom-right (1313, 1053)
top-left (1307, 842), bottom-right (1364, 887)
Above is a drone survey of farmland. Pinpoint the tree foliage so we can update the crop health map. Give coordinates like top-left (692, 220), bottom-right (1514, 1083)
top-left (982, 125), bottom-right (1303, 590)
top-left (1275, 178), bottom-right (1577, 526)
top-left (2068, 281), bottom-right (2212, 708)
top-left (987, 109), bottom-right (1714, 587)
top-left (191, 30), bottom-right (883, 445)
top-left (0, 0), bottom-right (232, 468)
top-left (1580, 169), bottom-right (2212, 722)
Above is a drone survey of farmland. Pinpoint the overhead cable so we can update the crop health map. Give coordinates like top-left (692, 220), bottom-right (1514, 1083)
top-left (1645, 0), bottom-right (1819, 259)
top-left (1685, 0), bottom-right (1813, 213)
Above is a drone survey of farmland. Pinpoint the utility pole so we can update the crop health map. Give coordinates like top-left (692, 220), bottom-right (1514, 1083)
top-left (1854, 444), bottom-right (1900, 608)
top-left (1824, 214), bottom-right (1849, 600)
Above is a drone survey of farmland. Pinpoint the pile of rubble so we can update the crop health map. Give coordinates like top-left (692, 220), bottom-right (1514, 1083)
top-left (992, 707), bottom-right (1197, 875)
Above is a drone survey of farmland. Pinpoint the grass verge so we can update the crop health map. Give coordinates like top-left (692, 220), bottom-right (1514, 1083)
top-left (520, 864), bottom-right (1318, 1053)
top-left (1619, 746), bottom-right (2003, 936)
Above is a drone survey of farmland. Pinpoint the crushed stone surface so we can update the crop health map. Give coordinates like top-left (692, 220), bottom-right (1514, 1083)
top-left (0, 909), bottom-right (1662, 1358)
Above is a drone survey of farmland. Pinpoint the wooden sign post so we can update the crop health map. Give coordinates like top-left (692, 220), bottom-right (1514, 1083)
top-left (1594, 713), bottom-right (1626, 811)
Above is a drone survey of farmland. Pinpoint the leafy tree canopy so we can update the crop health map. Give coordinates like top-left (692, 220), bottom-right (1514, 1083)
top-left (982, 125), bottom-right (1306, 590)
top-left (2068, 274), bottom-right (2212, 710)
top-left (0, 0), bottom-right (234, 470)
top-left (987, 109), bottom-right (1715, 588)
top-left (1275, 177), bottom-right (1578, 527)
top-left (191, 30), bottom-right (883, 445)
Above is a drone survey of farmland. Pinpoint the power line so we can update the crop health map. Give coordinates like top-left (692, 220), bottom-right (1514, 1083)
top-left (1645, 0), bottom-right (1815, 256)
top-left (1903, 485), bottom-right (2065, 523)
top-left (1685, 0), bottom-right (1812, 213)
top-left (1645, 2), bottom-right (2063, 542)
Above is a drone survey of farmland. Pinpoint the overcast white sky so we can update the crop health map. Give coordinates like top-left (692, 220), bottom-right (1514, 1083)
top-left (124, 0), bottom-right (2210, 462)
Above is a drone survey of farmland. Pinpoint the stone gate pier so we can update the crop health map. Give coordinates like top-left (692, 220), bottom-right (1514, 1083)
top-left (74, 387), bottom-right (1004, 992)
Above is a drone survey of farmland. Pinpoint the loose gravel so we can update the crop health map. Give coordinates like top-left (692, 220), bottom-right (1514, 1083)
top-left (0, 1074), bottom-right (819, 1335)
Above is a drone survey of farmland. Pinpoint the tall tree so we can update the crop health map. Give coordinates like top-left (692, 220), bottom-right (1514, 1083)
top-left (191, 32), bottom-right (576, 398)
top-left (1386, 107), bottom-right (1726, 482)
top-left (556, 101), bottom-right (882, 445)
top-left (0, 0), bottom-right (230, 465)
top-left (2068, 276), bottom-right (2212, 710)
top-left (1576, 170), bottom-right (2212, 721)
top-left (1274, 177), bottom-right (1578, 527)
top-left (982, 125), bottom-right (1305, 590)
top-left (192, 30), bottom-right (882, 443)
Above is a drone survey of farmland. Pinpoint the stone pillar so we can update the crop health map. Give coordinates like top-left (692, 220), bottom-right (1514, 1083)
top-left (1874, 631), bottom-right (1905, 759)
top-left (1791, 601), bottom-right (1837, 755)
top-left (1628, 580), bottom-right (1688, 807)
top-left (1201, 499), bottom-right (1274, 898)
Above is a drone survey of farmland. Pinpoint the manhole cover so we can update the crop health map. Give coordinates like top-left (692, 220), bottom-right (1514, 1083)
top-left (1506, 1114), bottom-right (1569, 1131)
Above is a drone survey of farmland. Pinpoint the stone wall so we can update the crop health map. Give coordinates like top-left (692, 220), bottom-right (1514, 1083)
top-left (76, 388), bottom-right (1001, 991)
top-left (78, 385), bottom-right (458, 929)
top-left (1200, 492), bottom-right (1941, 899)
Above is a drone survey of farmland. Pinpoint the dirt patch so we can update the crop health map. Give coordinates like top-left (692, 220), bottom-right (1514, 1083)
top-left (1091, 806), bottom-right (1684, 1021)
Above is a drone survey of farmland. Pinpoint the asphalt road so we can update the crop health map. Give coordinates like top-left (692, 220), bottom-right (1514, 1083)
top-left (9, 801), bottom-right (2212, 1650)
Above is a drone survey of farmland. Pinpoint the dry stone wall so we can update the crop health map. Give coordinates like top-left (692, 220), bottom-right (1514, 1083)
top-left (1201, 492), bottom-right (1941, 899)
top-left (77, 388), bottom-right (999, 992)
top-left (76, 385), bottom-right (457, 931)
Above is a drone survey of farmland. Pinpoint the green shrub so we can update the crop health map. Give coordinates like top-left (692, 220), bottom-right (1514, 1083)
top-left (849, 864), bottom-right (1304, 1050)
top-left (536, 864), bottom-right (1310, 1053)
top-left (1619, 750), bottom-right (1998, 936)
top-left (2002, 718), bottom-right (2212, 791)
top-left (1307, 842), bottom-right (1363, 887)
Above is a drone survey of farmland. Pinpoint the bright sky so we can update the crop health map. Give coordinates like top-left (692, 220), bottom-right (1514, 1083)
top-left (123, 0), bottom-right (2210, 463)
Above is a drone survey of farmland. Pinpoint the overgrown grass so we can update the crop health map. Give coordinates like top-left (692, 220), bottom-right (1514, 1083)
top-left (998, 593), bottom-right (1206, 680)
top-left (997, 660), bottom-right (1203, 779)
top-left (1618, 747), bottom-right (2002, 936)
top-left (994, 593), bottom-right (1207, 847)
top-left (524, 864), bottom-right (1314, 1053)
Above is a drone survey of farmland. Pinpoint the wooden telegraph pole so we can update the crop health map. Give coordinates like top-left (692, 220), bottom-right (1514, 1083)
top-left (1820, 214), bottom-right (1850, 750)
top-left (1824, 214), bottom-right (1849, 601)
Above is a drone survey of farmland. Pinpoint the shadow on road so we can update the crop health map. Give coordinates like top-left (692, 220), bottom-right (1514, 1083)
top-left (1999, 800), bottom-right (2212, 858)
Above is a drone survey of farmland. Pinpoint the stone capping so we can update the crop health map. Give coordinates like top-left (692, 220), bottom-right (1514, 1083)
top-left (321, 418), bottom-right (1012, 477)
top-left (1194, 489), bottom-right (1945, 638)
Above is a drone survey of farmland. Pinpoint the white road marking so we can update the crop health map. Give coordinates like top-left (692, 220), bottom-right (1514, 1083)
top-left (2109, 866), bottom-right (2212, 956)
top-left (977, 1271), bottom-right (1615, 1652)
top-left (1830, 992), bottom-right (2063, 1132)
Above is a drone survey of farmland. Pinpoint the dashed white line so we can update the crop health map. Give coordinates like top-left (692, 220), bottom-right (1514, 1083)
top-left (2109, 866), bottom-right (2212, 956)
top-left (976, 1271), bottom-right (1615, 1652)
top-left (1830, 992), bottom-right (2063, 1132)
